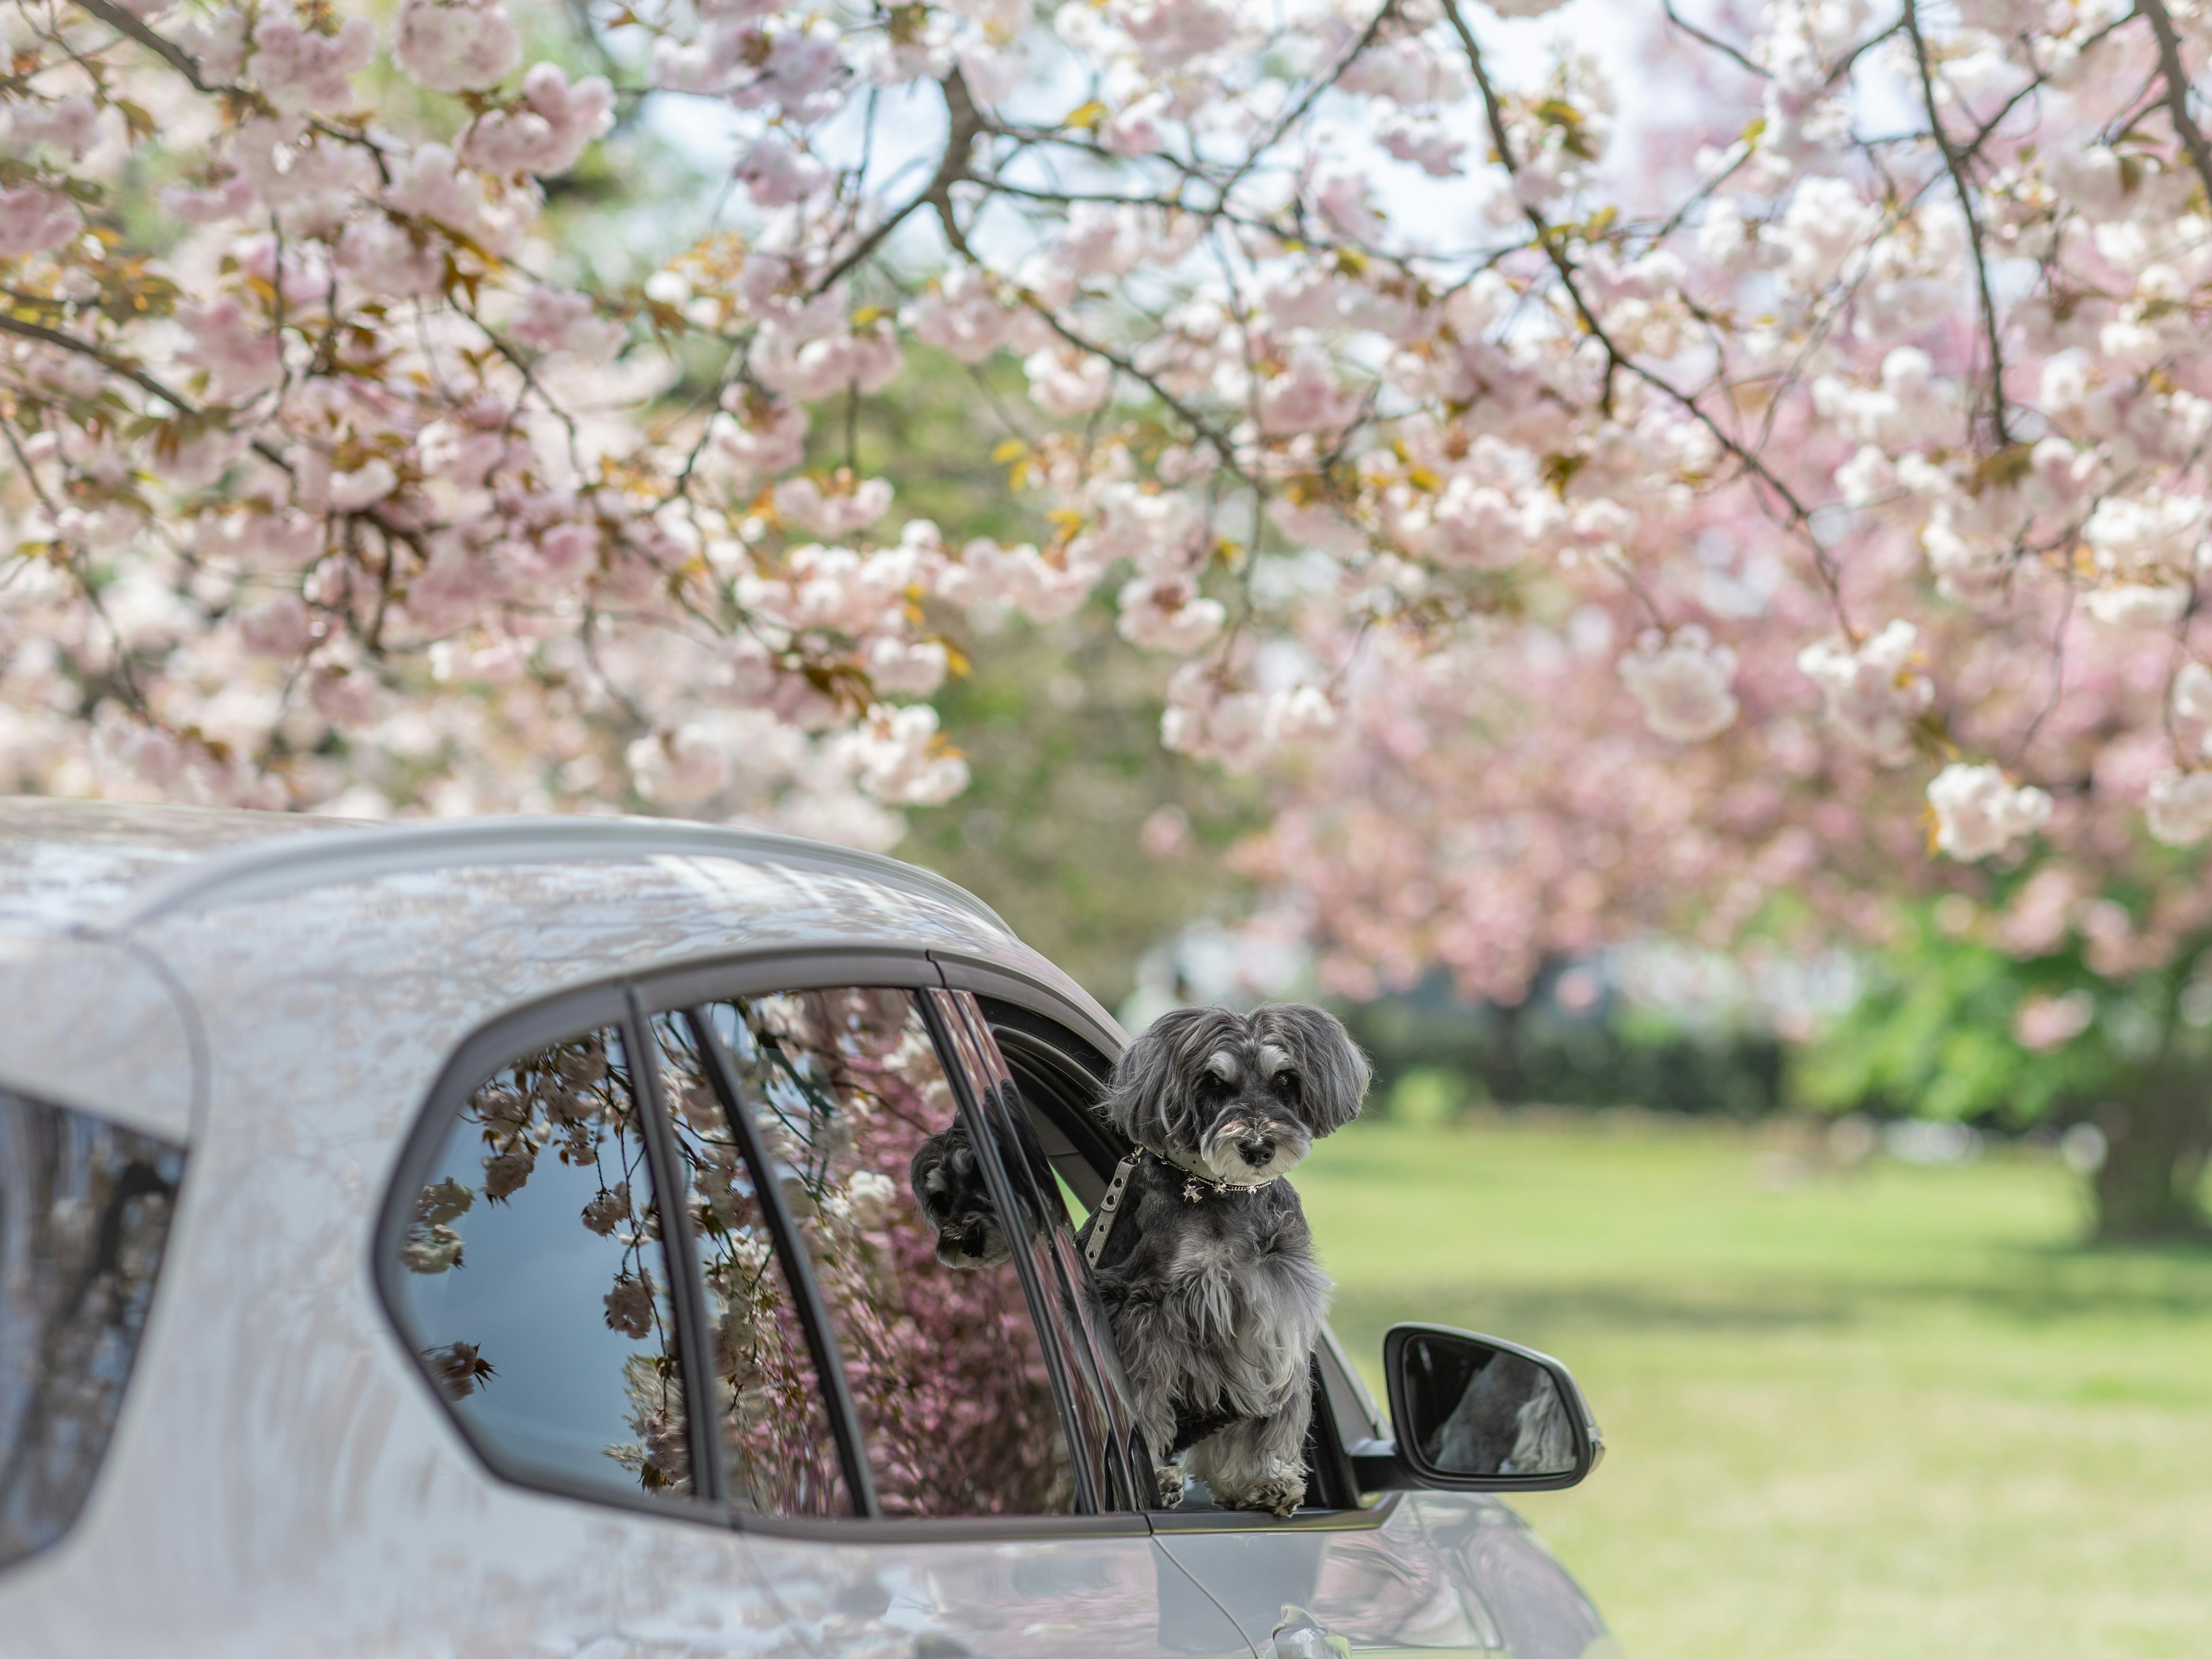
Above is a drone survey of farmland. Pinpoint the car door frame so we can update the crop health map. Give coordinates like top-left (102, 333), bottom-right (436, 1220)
top-left (373, 941), bottom-right (1157, 1546)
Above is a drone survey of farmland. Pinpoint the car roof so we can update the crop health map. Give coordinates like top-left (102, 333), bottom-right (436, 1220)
top-left (0, 800), bottom-right (1121, 1149)
top-left (0, 797), bottom-right (1015, 938)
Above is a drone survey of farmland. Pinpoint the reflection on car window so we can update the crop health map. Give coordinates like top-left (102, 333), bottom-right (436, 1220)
top-left (391, 1027), bottom-right (691, 1501)
top-left (703, 991), bottom-right (1076, 1517)
top-left (649, 1012), bottom-right (848, 1517)
top-left (0, 1089), bottom-right (183, 1569)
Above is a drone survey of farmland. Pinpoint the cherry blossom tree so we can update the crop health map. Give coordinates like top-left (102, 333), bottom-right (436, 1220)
top-left (13, 0), bottom-right (2212, 1216)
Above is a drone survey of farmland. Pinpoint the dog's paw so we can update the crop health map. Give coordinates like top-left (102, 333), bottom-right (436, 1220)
top-left (1153, 1465), bottom-right (1186, 1509)
top-left (1260, 1475), bottom-right (1305, 1519)
top-left (1219, 1471), bottom-right (1305, 1518)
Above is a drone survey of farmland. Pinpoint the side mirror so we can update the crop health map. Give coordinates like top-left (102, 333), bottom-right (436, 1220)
top-left (1351, 1323), bottom-right (1604, 1494)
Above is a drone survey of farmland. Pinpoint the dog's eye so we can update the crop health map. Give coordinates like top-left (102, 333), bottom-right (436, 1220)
top-left (1272, 1072), bottom-right (1300, 1099)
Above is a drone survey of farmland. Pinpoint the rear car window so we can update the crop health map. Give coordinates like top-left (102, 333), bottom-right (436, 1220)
top-left (0, 1088), bottom-right (184, 1569)
top-left (388, 1025), bottom-right (693, 1503)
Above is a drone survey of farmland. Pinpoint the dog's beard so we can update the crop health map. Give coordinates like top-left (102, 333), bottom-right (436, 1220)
top-left (1196, 1116), bottom-right (1312, 1185)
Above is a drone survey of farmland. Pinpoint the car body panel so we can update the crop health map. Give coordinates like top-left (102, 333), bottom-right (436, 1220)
top-left (0, 802), bottom-right (1611, 1659)
top-left (0, 934), bottom-right (195, 1141)
top-left (740, 1529), bottom-right (1256, 1659)
top-left (1154, 1496), bottom-right (1506, 1656)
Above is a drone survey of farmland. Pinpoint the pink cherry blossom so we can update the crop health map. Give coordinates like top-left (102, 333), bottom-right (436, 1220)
top-left (2013, 990), bottom-right (2095, 1052)
top-left (7, 0), bottom-right (2212, 917)
top-left (459, 65), bottom-right (615, 177)
top-left (1797, 622), bottom-right (1933, 767)
top-left (836, 704), bottom-right (967, 806)
top-left (177, 297), bottom-right (282, 402)
top-left (1117, 574), bottom-right (1226, 654)
top-left (394, 0), bottom-right (522, 94)
top-left (0, 186), bottom-right (80, 259)
top-left (248, 15), bottom-right (375, 114)
top-left (734, 132), bottom-right (829, 207)
top-left (2146, 770), bottom-right (2212, 847)
top-left (774, 476), bottom-right (895, 540)
top-left (1618, 628), bottom-right (1740, 744)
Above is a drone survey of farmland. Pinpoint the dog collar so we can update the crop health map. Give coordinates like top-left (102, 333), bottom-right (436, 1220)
top-left (1080, 1147), bottom-right (1277, 1271)
top-left (1149, 1144), bottom-right (1278, 1201)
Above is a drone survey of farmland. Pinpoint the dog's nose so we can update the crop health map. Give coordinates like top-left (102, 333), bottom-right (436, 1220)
top-left (1237, 1135), bottom-right (1275, 1168)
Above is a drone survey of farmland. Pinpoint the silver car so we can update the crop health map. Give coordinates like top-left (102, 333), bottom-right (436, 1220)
top-left (0, 801), bottom-right (1616, 1658)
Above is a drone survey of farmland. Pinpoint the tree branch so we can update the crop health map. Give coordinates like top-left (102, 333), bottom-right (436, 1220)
top-left (1904, 0), bottom-right (2013, 447)
top-left (1441, 0), bottom-right (1847, 618)
top-left (808, 67), bottom-right (986, 299)
top-left (70, 0), bottom-right (210, 88)
top-left (2136, 0), bottom-right (2212, 204)
top-left (1661, 1), bottom-right (1768, 79)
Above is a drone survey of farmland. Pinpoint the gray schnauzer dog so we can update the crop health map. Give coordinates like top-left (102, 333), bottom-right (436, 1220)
top-left (1080, 1003), bottom-right (1367, 1516)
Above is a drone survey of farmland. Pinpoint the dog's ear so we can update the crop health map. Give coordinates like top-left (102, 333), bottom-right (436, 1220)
top-left (1257, 1003), bottom-right (1369, 1134)
top-left (1101, 1005), bottom-right (1217, 1150)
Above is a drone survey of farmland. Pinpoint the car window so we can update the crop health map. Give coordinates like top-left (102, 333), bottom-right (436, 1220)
top-left (935, 991), bottom-right (1143, 1510)
top-left (646, 1011), bottom-right (850, 1518)
top-left (0, 1087), bottom-right (184, 1568)
top-left (700, 990), bottom-right (1078, 1517)
top-left (389, 1025), bottom-right (692, 1503)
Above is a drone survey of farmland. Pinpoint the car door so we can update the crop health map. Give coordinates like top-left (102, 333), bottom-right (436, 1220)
top-left (625, 968), bottom-right (1253, 1659)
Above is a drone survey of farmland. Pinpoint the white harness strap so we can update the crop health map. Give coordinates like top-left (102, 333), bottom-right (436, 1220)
top-left (1080, 1146), bottom-right (1279, 1271)
top-left (1082, 1152), bottom-right (1142, 1270)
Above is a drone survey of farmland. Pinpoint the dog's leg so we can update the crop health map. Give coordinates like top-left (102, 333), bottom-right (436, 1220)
top-left (1106, 1305), bottom-right (1188, 1508)
top-left (1129, 1385), bottom-right (1184, 1509)
top-left (1186, 1380), bottom-right (1312, 1518)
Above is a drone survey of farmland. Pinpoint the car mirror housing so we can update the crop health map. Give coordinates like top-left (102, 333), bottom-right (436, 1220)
top-left (1352, 1323), bottom-right (1604, 1495)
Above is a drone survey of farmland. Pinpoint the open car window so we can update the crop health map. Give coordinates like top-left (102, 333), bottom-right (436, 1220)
top-left (974, 995), bottom-right (1366, 1515)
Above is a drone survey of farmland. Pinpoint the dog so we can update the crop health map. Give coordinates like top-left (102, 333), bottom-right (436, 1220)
top-left (1080, 1003), bottom-right (1367, 1516)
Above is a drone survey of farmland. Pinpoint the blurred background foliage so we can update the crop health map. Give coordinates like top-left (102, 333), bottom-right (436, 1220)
top-left (866, 336), bottom-right (2211, 1243)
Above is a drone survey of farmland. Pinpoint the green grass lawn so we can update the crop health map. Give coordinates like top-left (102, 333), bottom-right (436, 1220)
top-left (1295, 1115), bottom-right (2212, 1659)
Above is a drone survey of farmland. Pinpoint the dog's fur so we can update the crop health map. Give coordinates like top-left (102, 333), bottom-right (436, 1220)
top-left (1081, 1003), bottom-right (1367, 1516)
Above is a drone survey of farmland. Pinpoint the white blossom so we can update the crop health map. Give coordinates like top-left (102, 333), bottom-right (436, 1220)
top-left (1618, 627), bottom-right (1740, 743)
top-left (1797, 620), bottom-right (1932, 766)
top-left (2146, 769), bottom-right (2212, 846)
top-left (1928, 764), bottom-right (2052, 861)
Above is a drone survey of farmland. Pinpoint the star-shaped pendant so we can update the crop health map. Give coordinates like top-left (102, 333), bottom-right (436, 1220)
top-left (1182, 1177), bottom-right (1203, 1203)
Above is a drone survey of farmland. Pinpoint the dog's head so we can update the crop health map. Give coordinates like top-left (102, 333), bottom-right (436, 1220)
top-left (909, 1124), bottom-right (1011, 1269)
top-left (1101, 1003), bottom-right (1368, 1185)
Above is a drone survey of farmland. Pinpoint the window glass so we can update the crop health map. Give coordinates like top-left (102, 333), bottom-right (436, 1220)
top-left (703, 990), bottom-right (1076, 1517)
top-left (938, 991), bottom-right (1140, 1509)
top-left (391, 1025), bottom-right (690, 1501)
top-left (0, 1090), bottom-right (183, 1568)
top-left (647, 1011), bottom-right (848, 1517)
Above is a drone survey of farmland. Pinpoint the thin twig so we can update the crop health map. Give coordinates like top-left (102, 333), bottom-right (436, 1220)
top-left (1661, 1), bottom-right (1768, 78)
top-left (1904, 0), bottom-right (2013, 446)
